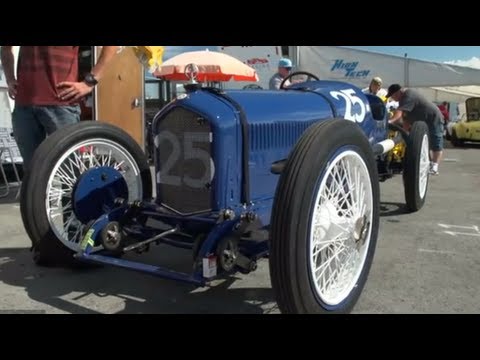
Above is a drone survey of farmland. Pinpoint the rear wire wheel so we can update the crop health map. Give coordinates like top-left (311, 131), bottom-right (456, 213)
top-left (403, 121), bottom-right (430, 212)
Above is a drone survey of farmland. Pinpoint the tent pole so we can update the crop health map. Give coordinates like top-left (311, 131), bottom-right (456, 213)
top-left (290, 46), bottom-right (300, 69)
top-left (404, 53), bottom-right (409, 87)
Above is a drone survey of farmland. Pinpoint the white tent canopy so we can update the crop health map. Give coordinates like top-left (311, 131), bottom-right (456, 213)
top-left (416, 85), bottom-right (480, 102)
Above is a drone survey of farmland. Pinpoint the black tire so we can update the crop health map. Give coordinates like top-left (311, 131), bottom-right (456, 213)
top-left (20, 166), bottom-right (38, 248)
top-left (21, 121), bottom-right (152, 267)
top-left (403, 121), bottom-right (430, 212)
top-left (269, 119), bottom-right (380, 314)
top-left (444, 129), bottom-right (451, 141)
top-left (450, 130), bottom-right (464, 147)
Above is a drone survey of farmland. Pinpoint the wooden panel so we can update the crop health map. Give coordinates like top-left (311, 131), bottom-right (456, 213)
top-left (94, 46), bottom-right (144, 147)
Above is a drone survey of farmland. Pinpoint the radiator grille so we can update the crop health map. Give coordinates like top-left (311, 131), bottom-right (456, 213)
top-left (154, 107), bottom-right (213, 214)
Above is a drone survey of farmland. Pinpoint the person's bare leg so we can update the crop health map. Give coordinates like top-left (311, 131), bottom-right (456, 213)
top-left (429, 119), bottom-right (444, 175)
top-left (431, 150), bottom-right (442, 164)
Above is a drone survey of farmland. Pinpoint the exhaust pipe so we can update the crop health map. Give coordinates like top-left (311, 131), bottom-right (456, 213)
top-left (372, 132), bottom-right (403, 156)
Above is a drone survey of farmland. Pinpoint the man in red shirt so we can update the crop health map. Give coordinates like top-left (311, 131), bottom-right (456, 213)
top-left (0, 46), bottom-right (119, 169)
top-left (437, 101), bottom-right (450, 124)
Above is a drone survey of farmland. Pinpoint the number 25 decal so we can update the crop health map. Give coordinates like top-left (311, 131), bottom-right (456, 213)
top-left (155, 130), bottom-right (215, 189)
top-left (329, 89), bottom-right (366, 123)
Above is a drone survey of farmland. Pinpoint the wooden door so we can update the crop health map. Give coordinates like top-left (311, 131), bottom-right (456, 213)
top-left (94, 46), bottom-right (144, 148)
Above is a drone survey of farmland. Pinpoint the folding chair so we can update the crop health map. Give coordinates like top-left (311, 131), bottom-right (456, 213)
top-left (0, 128), bottom-right (22, 199)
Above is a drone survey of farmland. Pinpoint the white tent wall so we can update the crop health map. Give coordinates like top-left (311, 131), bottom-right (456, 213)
top-left (296, 46), bottom-right (480, 89)
top-left (297, 46), bottom-right (406, 88)
top-left (295, 46), bottom-right (480, 118)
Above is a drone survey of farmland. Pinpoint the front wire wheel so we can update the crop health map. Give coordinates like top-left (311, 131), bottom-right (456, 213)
top-left (21, 121), bottom-right (152, 266)
top-left (269, 119), bottom-right (379, 314)
top-left (45, 139), bottom-right (143, 251)
top-left (310, 150), bottom-right (373, 306)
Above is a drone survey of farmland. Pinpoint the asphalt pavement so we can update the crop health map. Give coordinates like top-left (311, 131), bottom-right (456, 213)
top-left (0, 142), bottom-right (479, 314)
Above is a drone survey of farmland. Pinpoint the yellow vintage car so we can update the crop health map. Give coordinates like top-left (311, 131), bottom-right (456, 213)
top-left (449, 97), bottom-right (480, 146)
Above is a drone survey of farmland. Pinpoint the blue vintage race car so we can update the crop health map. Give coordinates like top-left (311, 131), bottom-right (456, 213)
top-left (20, 71), bottom-right (431, 314)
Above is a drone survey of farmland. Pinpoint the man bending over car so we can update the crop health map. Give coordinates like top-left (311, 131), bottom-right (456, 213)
top-left (387, 84), bottom-right (444, 176)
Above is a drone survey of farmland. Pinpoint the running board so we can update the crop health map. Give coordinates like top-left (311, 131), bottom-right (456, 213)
top-left (75, 253), bottom-right (206, 286)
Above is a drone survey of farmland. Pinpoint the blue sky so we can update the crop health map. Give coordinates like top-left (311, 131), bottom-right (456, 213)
top-left (345, 46), bottom-right (480, 63)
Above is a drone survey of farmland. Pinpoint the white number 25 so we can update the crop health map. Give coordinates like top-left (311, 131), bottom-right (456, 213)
top-left (329, 89), bottom-right (366, 123)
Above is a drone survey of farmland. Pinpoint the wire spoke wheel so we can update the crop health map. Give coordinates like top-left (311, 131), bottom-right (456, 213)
top-left (269, 119), bottom-right (379, 314)
top-left (20, 121), bottom-right (152, 266)
top-left (46, 139), bottom-right (143, 251)
top-left (419, 134), bottom-right (430, 199)
top-left (310, 151), bottom-right (373, 306)
top-left (403, 121), bottom-right (430, 212)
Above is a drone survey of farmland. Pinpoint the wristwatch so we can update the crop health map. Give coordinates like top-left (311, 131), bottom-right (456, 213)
top-left (83, 73), bottom-right (98, 87)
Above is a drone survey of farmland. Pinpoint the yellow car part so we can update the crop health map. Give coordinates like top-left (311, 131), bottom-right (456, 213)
top-left (387, 130), bottom-right (406, 163)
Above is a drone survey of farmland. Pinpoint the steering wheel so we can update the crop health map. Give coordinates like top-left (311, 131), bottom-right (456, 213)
top-left (280, 71), bottom-right (319, 89)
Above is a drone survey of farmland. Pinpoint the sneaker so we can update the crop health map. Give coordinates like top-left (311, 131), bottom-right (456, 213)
top-left (429, 162), bottom-right (439, 175)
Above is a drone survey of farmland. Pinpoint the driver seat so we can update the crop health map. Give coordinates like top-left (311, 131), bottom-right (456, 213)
top-left (365, 94), bottom-right (387, 121)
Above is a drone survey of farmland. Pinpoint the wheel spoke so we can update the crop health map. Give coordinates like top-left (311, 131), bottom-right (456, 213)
top-left (55, 166), bottom-right (77, 189)
top-left (318, 245), bottom-right (357, 297)
top-left (49, 200), bottom-right (72, 215)
top-left (313, 233), bottom-right (349, 256)
top-left (315, 238), bottom-right (348, 278)
top-left (70, 151), bottom-right (89, 174)
top-left (316, 240), bottom-right (351, 288)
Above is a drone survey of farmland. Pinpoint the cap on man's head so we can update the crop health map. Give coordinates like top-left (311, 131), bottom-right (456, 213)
top-left (278, 58), bottom-right (293, 68)
top-left (386, 84), bottom-right (402, 98)
top-left (372, 76), bottom-right (383, 85)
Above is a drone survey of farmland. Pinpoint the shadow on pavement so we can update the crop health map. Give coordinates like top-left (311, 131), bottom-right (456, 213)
top-left (0, 246), bottom-right (276, 314)
top-left (380, 202), bottom-right (409, 218)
